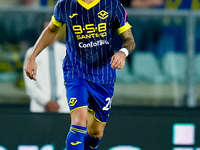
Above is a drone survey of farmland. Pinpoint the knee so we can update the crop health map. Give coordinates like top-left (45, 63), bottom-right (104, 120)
top-left (88, 129), bottom-right (103, 139)
top-left (71, 115), bottom-right (87, 127)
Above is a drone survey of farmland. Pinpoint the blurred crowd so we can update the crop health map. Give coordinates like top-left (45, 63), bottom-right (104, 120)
top-left (1, 0), bottom-right (200, 9)
top-left (0, 0), bottom-right (200, 108)
top-left (1, 0), bottom-right (200, 87)
top-left (120, 0), bottom-right (164, 8)
top-left (0, 0), bottom-right (164, 8)
top-left (0, 0), bottom-right (57, 6)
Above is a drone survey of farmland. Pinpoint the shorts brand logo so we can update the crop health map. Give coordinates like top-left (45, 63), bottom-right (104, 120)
top-left (69, 98), bottom-right (78, 106)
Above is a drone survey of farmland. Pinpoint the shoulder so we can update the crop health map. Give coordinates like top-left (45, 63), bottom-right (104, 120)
top-left (55, 0), bottom-right (72, 11)
top-left (109, 0), bottom-right (122, 11)
top-left (111, 0), bottom-right (120, 6)
top-left (57, 0), bottom-right (67, 3)
top-left (55, 0), bottom-right (67, 9)
top-left (57, 0), bottom-right (71, 5)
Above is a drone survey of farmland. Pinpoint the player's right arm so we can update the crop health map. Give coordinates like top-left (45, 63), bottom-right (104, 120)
top-left (24, 21), bottom-right (61, 80)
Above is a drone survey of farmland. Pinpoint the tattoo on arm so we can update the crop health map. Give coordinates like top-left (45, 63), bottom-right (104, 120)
top-left (120, 29), bottom-right (136, 54)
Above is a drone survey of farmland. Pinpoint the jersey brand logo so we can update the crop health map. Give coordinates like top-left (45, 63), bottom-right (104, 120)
top-left (69, 98), bottom-right (77, 106)
top-left (98, 10), bottom-right (108, 19)
top-left (71, 141), bottom-right (82, 146)
top-left (69, 13), bottom-right (78, 18)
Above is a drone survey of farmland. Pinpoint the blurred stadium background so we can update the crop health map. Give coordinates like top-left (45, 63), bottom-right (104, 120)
top-left (0, 0), bottom-right (200, 150)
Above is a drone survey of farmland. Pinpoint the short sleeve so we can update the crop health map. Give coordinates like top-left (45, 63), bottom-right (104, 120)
top-left (52, 1), bottom-right (64, 27)
top-left (114, 2), bottom-right (132, 35)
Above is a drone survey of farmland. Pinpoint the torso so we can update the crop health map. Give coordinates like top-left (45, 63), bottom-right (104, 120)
top-left (53, 0), bottom-right (129, 84)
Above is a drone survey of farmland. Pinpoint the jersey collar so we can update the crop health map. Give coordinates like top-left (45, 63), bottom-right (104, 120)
top-left (77, 0), bottom-right (100, 10)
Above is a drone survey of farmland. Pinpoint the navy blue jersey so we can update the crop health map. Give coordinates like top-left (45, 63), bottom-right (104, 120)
top-left (52, 0), bottom-right (132, 84)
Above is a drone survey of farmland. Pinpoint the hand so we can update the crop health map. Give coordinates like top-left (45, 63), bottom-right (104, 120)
top-left (24, 56), bottom-right (37, 81)
top-left (110, 51), bottom-right (126, 69)
top-left (45, 101), bottom-right (60, 112)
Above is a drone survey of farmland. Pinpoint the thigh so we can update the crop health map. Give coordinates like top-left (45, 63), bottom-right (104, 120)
top-left (65, 78), bottom-right (89, 113)
top-left (71, 107), bottom-right (88, 126)
top-left (65, 78), bottom-right (90, 126)
top-left (87, 82), bottom-right (114, 123)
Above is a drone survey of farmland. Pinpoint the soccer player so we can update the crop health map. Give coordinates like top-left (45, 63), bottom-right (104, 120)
top-left (24, 0), bottom-right (135, 149)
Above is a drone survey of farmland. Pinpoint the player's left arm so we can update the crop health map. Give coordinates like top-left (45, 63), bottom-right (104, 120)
top-left (110, 29), bottom-right (136, 69)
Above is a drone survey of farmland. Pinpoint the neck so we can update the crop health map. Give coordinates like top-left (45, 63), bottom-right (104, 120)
top-left (82, 0), bottom-right (95, 4)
